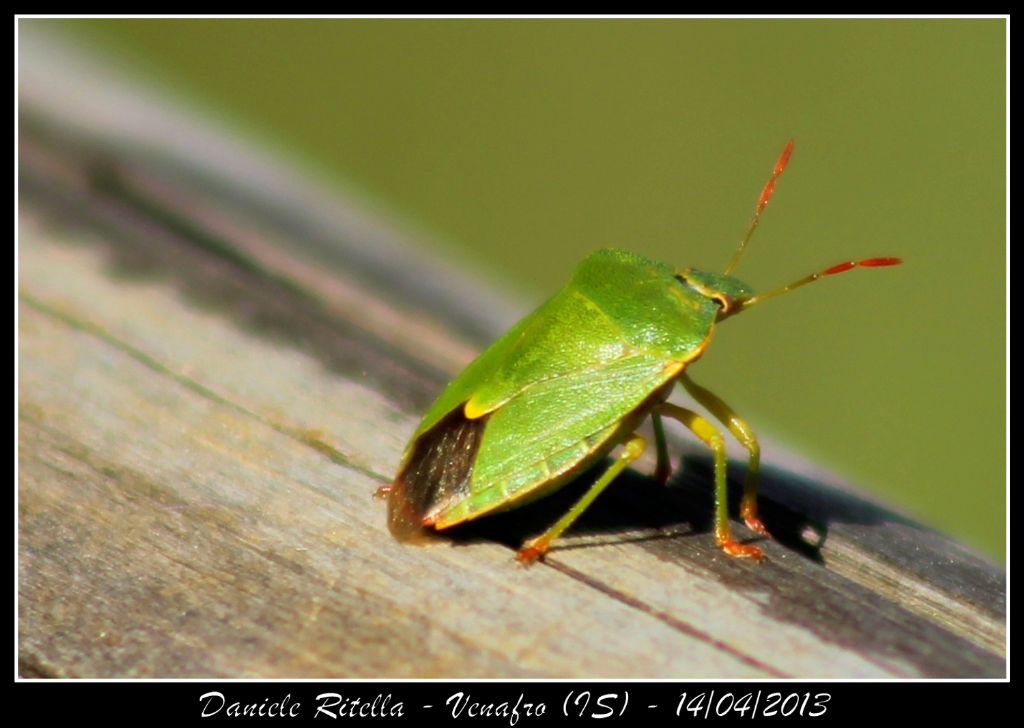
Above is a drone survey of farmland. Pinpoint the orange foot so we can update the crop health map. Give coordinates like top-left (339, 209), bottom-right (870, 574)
top-left (719, 539), bottom-right (765, 561)
top-left (741, 499), bottom-right (772, 539)
top-left (743, 515), bottom-right (771, 538)
top-left (373, 484), bottom-right (392, 500)
top-left (515, 542), bottom-right (548, 566)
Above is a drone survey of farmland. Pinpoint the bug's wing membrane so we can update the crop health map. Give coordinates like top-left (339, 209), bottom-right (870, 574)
top-left (387, 407), bottom-right (488, 541)
top-left (428, 353), bottom-right (680, 527)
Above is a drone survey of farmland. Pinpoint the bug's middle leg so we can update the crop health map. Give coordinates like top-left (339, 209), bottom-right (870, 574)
top-left (680, 372), bottom-right (769, 538)
top-left (516, 434), bottom-right (647, 564)
top-left (657, 402), bottom-right (764, 560)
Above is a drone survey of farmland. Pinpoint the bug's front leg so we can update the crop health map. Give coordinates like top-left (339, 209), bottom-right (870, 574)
top-left (657, 402), bottom-right (764, 560)
top-left (516, 434), bottom-right (647, 564)
top-left (680, 373), bottom-right (769, 539)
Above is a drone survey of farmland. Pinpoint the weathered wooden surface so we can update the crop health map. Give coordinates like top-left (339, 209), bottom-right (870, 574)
top-left (18, 28), bottom-right (1005, 678)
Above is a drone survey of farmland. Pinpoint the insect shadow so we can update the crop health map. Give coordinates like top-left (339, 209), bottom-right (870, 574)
top-left (442, 454), bottom-right (921, 565)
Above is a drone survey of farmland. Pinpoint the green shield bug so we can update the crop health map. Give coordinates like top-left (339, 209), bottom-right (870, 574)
top-left (381, 140), bottom-right (901, 562)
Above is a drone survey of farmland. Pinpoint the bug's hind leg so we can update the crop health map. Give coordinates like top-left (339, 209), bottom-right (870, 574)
top-left (516, 434), bottom-right (647, 564)
top-left (680, 373), bottom-right (770, 539)
top-left (657, 402), bottom-right (764, 560)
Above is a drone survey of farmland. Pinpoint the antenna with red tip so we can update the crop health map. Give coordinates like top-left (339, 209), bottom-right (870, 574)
top-left (728, 257), bottom-right (903, 315)
top-left (723, 139), bottom-right (795, 275)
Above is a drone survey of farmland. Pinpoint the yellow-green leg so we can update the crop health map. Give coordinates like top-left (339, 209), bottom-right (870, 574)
top-left (657, 402), bottom-right (764, 560)
top-left (516, 434), bottom-right (647, 564)
top-left (651, 412), bottom-right (672, 485)
top-left (680, 373), bottom-right (769, 539)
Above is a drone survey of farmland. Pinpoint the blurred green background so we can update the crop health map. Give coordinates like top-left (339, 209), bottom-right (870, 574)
top-left (47, 19), bottom-right (1005, 559)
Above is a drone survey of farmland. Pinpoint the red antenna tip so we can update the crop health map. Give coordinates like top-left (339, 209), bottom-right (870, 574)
top-left (823, 257), bottom-right (902, 277)
top-left (859, 257), bottom-right (903, 267)
top-left (774, 139), bottom-right (795, 177)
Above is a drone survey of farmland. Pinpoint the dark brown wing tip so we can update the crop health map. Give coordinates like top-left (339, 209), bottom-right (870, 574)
top-left (385, 473), bottom-right (438, 544)
top-left (385, 406), bottom-right (487, 544)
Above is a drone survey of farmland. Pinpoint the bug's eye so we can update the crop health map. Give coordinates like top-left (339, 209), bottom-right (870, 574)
top-left (713, 292), bottom-right (735, 313)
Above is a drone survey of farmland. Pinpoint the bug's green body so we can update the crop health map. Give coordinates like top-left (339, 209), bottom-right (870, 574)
top-left (384, 141), bottom-right (900, 561)
top-left (387, 249), bottom-right (752, 539)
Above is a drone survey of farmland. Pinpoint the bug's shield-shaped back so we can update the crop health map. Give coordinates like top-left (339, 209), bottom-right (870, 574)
top-left (387, 407), bottom-right (487, 541)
